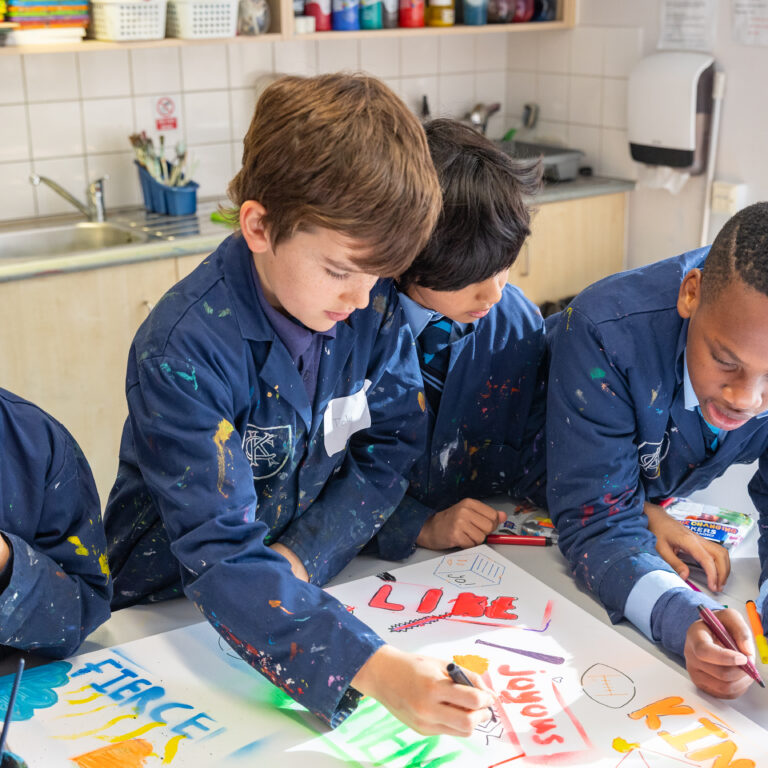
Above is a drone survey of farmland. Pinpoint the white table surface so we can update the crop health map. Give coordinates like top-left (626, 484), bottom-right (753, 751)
top-left (3, 499), bottom-right (766, 729)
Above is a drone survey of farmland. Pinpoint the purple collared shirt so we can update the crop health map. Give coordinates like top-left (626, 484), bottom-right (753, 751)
top-left (251, 260), bottom-right (335, 405)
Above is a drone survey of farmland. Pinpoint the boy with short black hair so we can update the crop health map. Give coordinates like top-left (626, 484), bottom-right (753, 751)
top-left (0, 387), bottom-right (111, 657)
top-left (104, 75), bottom-right (494, 734)
top-left (547, 202), bottom-right (768, 700)
top-left (374, 118), bottom-right (547, 559)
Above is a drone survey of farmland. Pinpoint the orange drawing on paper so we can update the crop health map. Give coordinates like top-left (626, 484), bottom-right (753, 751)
top-left (70, 738), bottom-right (153, 768)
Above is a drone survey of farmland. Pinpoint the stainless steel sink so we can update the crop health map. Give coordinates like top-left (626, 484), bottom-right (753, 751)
top-left (0, 222), bottom-right (149, 260)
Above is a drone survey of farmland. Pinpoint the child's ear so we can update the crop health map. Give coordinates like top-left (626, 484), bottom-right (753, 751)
top-left (677, 268), bottom-right (702, 319)
top-left (240, 200), bottom-right (270, 254)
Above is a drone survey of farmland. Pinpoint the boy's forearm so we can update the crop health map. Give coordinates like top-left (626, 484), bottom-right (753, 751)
top-left (187, 554), bottom-right (385, 726)
top-left (373, 494), bottom-right (435, 561)
top-left (0, 532), bottom-right (111, 657)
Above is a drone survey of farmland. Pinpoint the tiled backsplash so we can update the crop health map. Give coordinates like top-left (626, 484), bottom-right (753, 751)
top-left (0, 25), bottom-right (642, 223)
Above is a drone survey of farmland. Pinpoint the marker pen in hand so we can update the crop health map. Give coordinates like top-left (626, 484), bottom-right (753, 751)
top-left (697, 604), bottom-right (766, 688)
top-left (446, 662), bottom-right (496, 722)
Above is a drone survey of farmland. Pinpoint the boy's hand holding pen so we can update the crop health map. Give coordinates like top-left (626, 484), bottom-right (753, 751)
top-left (351, 645), bottom-right (496, 737)
top-left (685, 606), bottom-right (761, 699)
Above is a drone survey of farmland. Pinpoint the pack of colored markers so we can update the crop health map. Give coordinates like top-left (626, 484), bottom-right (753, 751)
top-left (662, 497), bottom-right (756, 550)
top-left (492, 501), bottom-right (558, 542)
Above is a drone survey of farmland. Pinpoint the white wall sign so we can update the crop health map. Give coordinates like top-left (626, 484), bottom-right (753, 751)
top-left (658, 0), bottom-right (717, 51)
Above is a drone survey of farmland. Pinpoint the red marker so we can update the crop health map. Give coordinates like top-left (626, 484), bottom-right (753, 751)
top-left (486, 534), bottom-right (552, 546)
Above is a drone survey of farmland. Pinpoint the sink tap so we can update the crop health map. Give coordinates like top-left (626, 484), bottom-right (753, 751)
top-left (29, 174), bottom-right (107, 222)
top-left (466, 102), bottom-right (502, 136)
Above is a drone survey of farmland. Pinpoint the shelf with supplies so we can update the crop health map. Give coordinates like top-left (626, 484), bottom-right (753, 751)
top-left (0, 0), bottom-right (573, 54)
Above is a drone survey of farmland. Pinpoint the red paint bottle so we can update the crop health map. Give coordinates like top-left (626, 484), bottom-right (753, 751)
top-left (399, 0), bottom-right (424, 27)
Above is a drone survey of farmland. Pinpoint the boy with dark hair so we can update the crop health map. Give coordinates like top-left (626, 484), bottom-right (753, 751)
top-left (104, 75), bottom-right (494, 734)
top-left (547, 201), bottom-right (768, 699)
top-left (0, 387), bottom-right (111, 657)
top-left (375, 118), bottom-right (547, 558)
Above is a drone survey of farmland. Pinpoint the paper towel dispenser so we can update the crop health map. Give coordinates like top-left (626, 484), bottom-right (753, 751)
top-left (628, 52), bottom-right (715, 174)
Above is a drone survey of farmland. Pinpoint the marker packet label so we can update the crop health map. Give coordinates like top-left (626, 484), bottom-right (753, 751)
top-left (492, 500), bottom-right (558, 543)
top-left (663, 497), bottom-right (755, 551)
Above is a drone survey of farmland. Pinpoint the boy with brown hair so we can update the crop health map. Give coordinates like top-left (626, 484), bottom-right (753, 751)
top-left (104, 74), bottom-right (495, 734)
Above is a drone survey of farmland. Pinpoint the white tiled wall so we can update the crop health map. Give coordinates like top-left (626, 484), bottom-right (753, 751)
top-left (507, 24), bottom-right (643, 179)
top-left (0, 24), bottom-right (644, 223)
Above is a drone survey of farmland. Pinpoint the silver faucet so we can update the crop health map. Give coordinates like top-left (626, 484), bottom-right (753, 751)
top-left (29, 174), bottom-right (107, 222)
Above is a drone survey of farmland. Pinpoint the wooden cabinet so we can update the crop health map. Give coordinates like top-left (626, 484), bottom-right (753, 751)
top-left (0, 258), bottom-right (178, 505)
top-left (508, 192), bottom-right (628, 306)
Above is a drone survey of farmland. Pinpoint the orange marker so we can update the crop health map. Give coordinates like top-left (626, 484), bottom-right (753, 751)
top-left (746, 600), bottom-right (768, 665)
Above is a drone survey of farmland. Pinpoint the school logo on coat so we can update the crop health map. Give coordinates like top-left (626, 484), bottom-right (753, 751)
top-left (638, 432), bottom-right (670, 479)
top-left (242, 424), bottom-right (292, 480)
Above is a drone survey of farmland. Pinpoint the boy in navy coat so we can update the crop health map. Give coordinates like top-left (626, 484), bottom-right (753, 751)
top-left (0, 388), bottom-right (111, 657)
top-left (375, 119), bottom-right (547, 559)
top-left (547, 202), bottom-right (768, 699)
top-left (104, 75), bottom-right (495, 733)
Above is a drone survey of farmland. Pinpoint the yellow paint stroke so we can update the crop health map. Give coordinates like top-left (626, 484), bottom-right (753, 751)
top-left (162, 734), bottom-right (187, 763)
top-left (213, 419), bottom-right (235, 498)
top-left (99, 552), bottom-right (111, 577)
top-left (70, 738), bottom-right (154, 768)
top-left (417, 391), bottom-right (426, 412)
top-left (67, 692), bottom-right (103, 705)
top-left (650, 388), bottom-right (659, 406)
top-left (68, 683), bottom-right (96, 695)
top-left (57, 703), bottom-right (117, 719)
top-left (56, 714), bottom-right (137, 740)
top-left (452, 654), bottom-right (489, 675)
top-left (612, 737), bottom-right (639, 753)
top-left (565, 305), bottom-right (573, 331)
top-left (106, 721), bottom-right (165, 743)
top-left (67, 536), bottom-right (89, 555)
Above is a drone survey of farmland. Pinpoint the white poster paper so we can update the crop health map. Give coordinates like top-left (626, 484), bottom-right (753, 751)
top-left (0, 546), bottom-right (765, 766)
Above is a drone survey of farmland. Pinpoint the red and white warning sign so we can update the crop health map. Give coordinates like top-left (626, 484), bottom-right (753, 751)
top-left (155, 96), bottom-right (178, 131)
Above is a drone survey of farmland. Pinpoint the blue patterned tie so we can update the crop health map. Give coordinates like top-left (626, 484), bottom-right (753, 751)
top-left (697, 407), bottom-right (721, 453)
top-left (419, 316), bottom-right (452, 411)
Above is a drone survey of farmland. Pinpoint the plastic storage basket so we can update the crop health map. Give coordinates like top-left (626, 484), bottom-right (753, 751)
top-left (91, 0), bottom-right (167, 40)
top-left (166, 0), bottom-right (237, 38)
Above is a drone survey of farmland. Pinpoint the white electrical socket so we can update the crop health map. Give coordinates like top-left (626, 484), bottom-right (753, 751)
top-left (711, 180), bottom-right (747, 216)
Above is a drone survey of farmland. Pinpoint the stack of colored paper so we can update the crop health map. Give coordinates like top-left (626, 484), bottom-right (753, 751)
top-left (6, 0), bottom-right (88, 28)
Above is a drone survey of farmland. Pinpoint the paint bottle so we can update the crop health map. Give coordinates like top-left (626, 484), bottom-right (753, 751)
top-left (382, 0), bottom-right (398, 26)
top-left (462, 0), bottom-right (486, 25)
top-left (304, 0), bottom-right (331, 29)
top-left (426, 0), bottom-right (454, 26)
top-left (487, 0), bottom-right (511, 23)
top-left (531, 0), bottom-right (554, 20)
top-left (332, 0), bottom-right (359, 28)
top-left (360, 0), bottom-right (383, 28)
top-left (399, 0), bottom-right (424, 27)
top-left (513, 0), bottom-right (534, 21)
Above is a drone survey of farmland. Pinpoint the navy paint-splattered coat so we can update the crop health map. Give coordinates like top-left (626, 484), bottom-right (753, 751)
top-left (375, 284), bottom-right (548, 560)
top-left (546, 247), bottom-right (768, 643)
top-left (103, 234), bottom-right (426, 726)
top-left (0, 388), bottom-right (111, 657)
